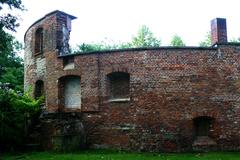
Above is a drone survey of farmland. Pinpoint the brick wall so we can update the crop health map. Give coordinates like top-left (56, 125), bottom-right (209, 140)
top-left (24, 11), bottom-right (240, 152)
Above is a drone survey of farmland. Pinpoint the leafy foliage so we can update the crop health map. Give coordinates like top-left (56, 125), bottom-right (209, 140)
top-left (0, 0), bottom-right (24, 31)
top-left (74, 25), bottom-right (161, 53)
top-left (0, 32), bottom-right (23, 91)
top-left (0, 0), bottom-right (40, 151)
top-left (199, 32), bottom-right (211, 47)
top-left (229, 37), bottom-right (240, 42)
top-left (74, 42), bottom-right (131, 53)
top-left (131, 25), bottom-right (161, 47)
top-left (0, 0), bottom-right (24, 91)
top-left (76, 43), bottom-right (104, 52)
top-left (0, 85), bottom-right (43, 151)
top-left (170, 34), bottom-right (185, 47)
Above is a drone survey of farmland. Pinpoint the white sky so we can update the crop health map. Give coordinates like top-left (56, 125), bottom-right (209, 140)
top-left (12, 0), bottom-right (240, 47)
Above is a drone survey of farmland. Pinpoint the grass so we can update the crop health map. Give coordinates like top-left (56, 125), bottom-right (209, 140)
top-left (2, 150), bottom-right (240, 160)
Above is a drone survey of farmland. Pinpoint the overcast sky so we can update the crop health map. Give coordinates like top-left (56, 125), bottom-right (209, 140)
top-left (13, 0), bottom-right (240, 47)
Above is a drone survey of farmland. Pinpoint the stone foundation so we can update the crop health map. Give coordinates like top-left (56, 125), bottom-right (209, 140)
top-left (39, 112), bottom-right (86, 151)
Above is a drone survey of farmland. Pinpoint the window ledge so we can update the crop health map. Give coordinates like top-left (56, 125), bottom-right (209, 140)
top-left (64, 63), bottom-right (75, 70)
top-left (108, 98), bottom-right (130, 103)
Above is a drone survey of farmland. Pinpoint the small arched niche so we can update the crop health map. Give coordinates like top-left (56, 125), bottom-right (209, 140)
top-left (35, 80), bottom-right (44, 98)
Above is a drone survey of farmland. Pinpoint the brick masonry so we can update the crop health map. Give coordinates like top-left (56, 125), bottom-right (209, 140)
top-left (24, 11), bottom-right (240, 152)
top-left (211, 18), bottom-right (228, 45)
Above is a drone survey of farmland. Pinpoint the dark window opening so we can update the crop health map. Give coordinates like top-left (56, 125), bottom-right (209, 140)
top-left (63, 56), bottom-right (74, 70)
top-left (107, 72), bottom-right (130, 100)
top-left (35, 80), bottom-right (44, 98)
top-left (35, 28), bottom-right (43, 54)
top-left (194, 116), bottom-right (213, 137)
top-left (63, 57), bottom-right (74, 66)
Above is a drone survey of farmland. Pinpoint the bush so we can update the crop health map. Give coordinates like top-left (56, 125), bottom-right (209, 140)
top-left (0, 84), bottom-right (43, 151)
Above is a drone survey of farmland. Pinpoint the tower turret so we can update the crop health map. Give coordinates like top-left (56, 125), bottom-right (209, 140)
top-left (24, 10), bottom-right (76, 93)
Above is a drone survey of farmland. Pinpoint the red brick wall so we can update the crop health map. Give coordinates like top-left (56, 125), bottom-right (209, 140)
top-left (24, 11), bottom-right (240, 152)
top-left (211, 18), bottom-right (228, 45)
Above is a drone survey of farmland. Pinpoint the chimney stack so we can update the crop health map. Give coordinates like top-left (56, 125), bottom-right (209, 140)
top-left (211, 18), bottom-right (227, 45)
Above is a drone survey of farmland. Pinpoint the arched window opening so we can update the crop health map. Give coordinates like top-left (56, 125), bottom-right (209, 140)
top-left (35, 28), bottom-right (43, 54)
top-left (194, 116), bottom-right (214, 137)
top-left (107, 72), bottom-right (130, 101)
top-left (59, 76), bottom-right (81, 109)
top-left (35, 80), bottom-right (44, 98)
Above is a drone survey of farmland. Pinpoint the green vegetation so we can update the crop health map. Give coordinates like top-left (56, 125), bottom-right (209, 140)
top-left (74, 25), bottom-right (161, 52)
top-left (199, 32), bottom-right (211, 47)
top-left (0, 87), bottom-right (43, 150)
top-left (2, 150), bottom-right (240, 160)
top-left (199, 31), bottom-right (240, 46)
top-left (230, 37), bottom-right (240, 42)
top-left (0, 0), bottom-right (43, 151)
top-left (75, 40), bottom-right (130, 52)
top-left (170, 34), bottom-right (185, 47)
top-left (0, 33), bottom-right (23, 91)
top-left (0, 0), bottom-right (24, 91)
top-left (131, 25), bottom-right (161, 48)
top-left (198, 31), bottom-right (240, 46)
top-left (0, 0), bottom-right (24, 32)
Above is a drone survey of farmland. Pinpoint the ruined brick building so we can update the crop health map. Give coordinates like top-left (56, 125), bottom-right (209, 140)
top-left (24, 10), bottom-right (240, 152)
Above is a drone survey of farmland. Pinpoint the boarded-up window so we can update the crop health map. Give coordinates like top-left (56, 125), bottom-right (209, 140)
top-left (107, 72), bottom-right (130, 99)
top-left (35, 28), bottom-right (43, 54)
top-left (194, 116), bottom-right (213, 137)
top-left (63, 76), bottom-right (81, 108)
top-left (35, 80), bottom-right (44, 98)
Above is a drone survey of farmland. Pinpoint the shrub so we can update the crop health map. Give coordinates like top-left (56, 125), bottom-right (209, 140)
top-left (0, 84), bottom-right (43, 151)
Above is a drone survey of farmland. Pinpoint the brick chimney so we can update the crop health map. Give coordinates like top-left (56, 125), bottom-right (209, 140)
top-left (211, 18), bottom-right (227, 45)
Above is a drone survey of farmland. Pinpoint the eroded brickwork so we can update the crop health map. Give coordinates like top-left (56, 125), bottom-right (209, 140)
top-left (24, 11), bottom-right (240, 152)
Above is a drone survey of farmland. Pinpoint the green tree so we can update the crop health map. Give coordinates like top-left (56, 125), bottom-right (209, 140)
top-left (76, 43), bottom-right (103, 52)
top-left (74, 25), bottom-right (161, 53)
top-left (0, 0), bottom-right (24, 91)
top-left (0, 0), bottom-right (42, 152)
top-left (0, 31), bottom-right (23, 91)
top-left (199, 32), bottom-right (211, 47)
top-left (229, 37), bottom-right (240, 42)
top-left (74, 41), bottom-right (132, 53)
top-left (170, 34), bottom-right (185, 47)
top-left (0, 0), bottom-right (24, 31)
top-left (131, 25), bottom-right (161, 47)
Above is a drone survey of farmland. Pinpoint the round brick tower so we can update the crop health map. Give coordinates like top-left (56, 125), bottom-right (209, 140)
top-left (24, 10), bottom-right (76, 99)
top-left (24, 11), bottom-right (86, 151)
